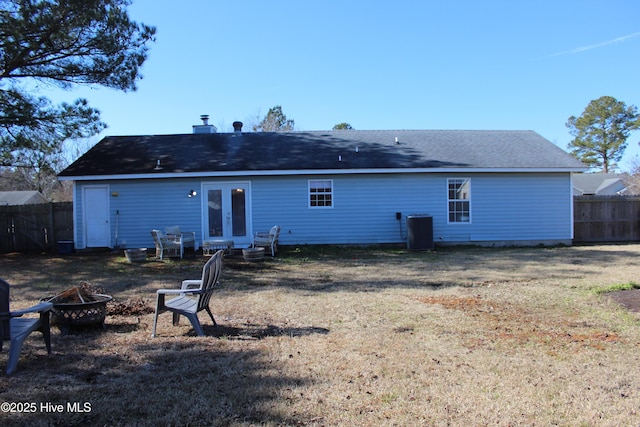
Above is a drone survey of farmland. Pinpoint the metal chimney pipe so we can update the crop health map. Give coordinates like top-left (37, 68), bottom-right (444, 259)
top-left (200, 115), bottom-right (209, 125)
top-left (232, 121), bottom-right (243, 132)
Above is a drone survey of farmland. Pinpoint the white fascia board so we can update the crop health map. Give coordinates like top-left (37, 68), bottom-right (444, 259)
top-left (58, 166), bottom-right (588, 181)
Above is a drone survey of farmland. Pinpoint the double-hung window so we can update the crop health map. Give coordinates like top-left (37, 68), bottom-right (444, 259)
top-left (448, 178), bottom-right (471, 223)
top-left (309, 179), bottom-right (333, 208)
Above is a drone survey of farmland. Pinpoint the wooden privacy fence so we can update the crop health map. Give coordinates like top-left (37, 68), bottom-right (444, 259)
top-left (0, 202), bottom-right (73, 254)
top-left (574, 196), bottom-right (640, 243)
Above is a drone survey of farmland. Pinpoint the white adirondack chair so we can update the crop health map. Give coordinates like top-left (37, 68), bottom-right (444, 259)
top-left (152, 250), bottom-right (223, 337)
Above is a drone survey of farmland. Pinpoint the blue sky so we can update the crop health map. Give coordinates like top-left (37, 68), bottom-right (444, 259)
top-left (49, 0), bottom-right (640, 171)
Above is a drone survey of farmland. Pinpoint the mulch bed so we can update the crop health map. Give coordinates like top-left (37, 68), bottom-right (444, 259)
top-left (608, 290), bottom-right (640, 313)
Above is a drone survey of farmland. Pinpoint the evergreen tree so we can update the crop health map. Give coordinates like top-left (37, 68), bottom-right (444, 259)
top-left (253, 105), bottom-right (295, 132)
top-left (332, 123), bottom-right (353, 130)
top-left (0, 0), bottom-right (156, 175)
top-left (567, 96), bottom-right (640, 172)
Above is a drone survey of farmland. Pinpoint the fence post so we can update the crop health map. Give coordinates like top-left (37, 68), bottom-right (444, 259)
top-left (48, 202), bottom-right (56, 253)
top-left (10, 215), bottom-right (16, 252)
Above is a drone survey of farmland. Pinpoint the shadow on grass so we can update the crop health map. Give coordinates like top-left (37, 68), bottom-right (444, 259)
top-left (220, 243), bottom-right (640, 293)
top-left (0, 251), bottom-right (214, 298)
top-left (0, 323), bottom-right (327, 426)
top-left (201, 323), bottom-right (330, 340)
top-left (3, 243), bottom-right (640, 297)
top-left (61, 316), bottom-right (331, 340)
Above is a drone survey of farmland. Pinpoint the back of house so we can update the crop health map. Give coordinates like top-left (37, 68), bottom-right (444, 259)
top-left (58, 121), bottom-right (586, 250)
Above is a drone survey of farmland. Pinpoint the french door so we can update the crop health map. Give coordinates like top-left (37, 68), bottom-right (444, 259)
top-left (202, 182), bottom-right (251, 247)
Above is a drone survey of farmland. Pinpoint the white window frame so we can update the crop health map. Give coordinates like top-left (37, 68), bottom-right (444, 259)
top-left (308, 179), bottom-right (333, 208)
top-left (447, 178), bottom-right (471, 224)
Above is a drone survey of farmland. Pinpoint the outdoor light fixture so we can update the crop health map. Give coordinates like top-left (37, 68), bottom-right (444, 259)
top-left (188, 190), bottom-right (197, 198)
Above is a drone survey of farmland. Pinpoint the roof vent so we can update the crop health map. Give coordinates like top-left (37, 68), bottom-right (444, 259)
top-left (232, 121), bottom-right (243, 133)
top-left (193, 114), bottom-right (217, 134)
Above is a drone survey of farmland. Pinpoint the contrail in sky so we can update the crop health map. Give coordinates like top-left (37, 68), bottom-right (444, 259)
top-left (552, 31), bottom-right (640, 56)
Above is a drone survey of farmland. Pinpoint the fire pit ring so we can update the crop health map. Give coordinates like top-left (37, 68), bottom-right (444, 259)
top-left (42, 294), bottom-right (112, 333)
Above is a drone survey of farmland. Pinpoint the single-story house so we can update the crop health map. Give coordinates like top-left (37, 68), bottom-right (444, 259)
top-left (572, 173), bottom-right (628, 196)
top-left (0, 191), bottom-right (49, 206)
top-left (58, 120), bottom-right (587, 250)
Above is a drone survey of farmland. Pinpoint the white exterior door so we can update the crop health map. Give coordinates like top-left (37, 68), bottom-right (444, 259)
top-left (83, 186), bottom-right (110, 247)
top-left (202, 182), bottom-right (251, 247)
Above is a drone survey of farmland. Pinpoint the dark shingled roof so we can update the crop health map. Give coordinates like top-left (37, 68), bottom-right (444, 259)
top-left (59, 130), bottom-right (585, 177)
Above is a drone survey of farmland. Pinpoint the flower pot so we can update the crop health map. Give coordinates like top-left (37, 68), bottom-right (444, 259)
top-left (125, 248), bottom-right (147, 262)
top-left (243, 247), bottom-right (265, 261)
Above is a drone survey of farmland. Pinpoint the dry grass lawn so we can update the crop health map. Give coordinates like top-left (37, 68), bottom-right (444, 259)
top-left (1, 244), bottom-right (640, 426)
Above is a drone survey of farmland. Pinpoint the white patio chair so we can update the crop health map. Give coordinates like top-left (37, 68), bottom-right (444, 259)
top-left (151, 229), bottom-right (182, 259)
top-left (165, 225), bottom-right (198, 252)
top-left (252, 225), bottom-right (281, 256)
top-left (152, 250), bottom-right (223, 337)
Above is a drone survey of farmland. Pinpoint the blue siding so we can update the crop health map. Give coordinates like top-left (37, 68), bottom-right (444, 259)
top-left (111, 179), bottom-right (203, 249)
top-left (252, 174), bottom-right (437, 245)
top-left (75, 179), bottom-right (204, 249)
top-left (74, 172), bottom-right (573, 249)
top-left (253, 173), bottom-right (572, 246)
top-left (468, 174), bottom-right (572, 242)
top-left (73, 184), bottom-right (84, 247)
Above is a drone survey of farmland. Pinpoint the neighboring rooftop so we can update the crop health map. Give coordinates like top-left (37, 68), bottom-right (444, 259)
top-left (59, 129), bottom-right (586, 178)
top-left (0, 191), bottom-right (49, 206)
top-left (573, 173), bottom-right (628, 196)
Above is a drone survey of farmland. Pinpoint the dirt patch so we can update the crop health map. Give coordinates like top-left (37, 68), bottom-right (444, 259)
top-left (608, 289), bottom-right (640, 312)
top-left (419, 294), bottom-right (622, 351)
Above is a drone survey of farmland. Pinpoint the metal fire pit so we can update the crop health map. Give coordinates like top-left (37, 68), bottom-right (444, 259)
top-left (42, 294), bottom-right (112, 333)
